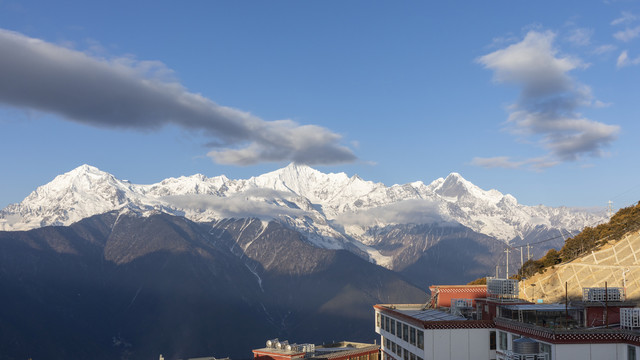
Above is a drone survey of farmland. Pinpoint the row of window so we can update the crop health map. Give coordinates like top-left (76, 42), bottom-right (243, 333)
top-left (383, 337), bottom-right (423, 360)
top-left (377, 313), bottom-right (424, 350)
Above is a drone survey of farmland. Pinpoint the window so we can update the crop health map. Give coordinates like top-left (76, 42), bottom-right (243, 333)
top-left (391, 319), bottom-right (396, 336)
top-left (499, 331), bottom-right (507, 351)
top-left (403, 348), bottom-right (408, 360)
top-left (410, 353), bottom-right (416, 360)
top-left (402, 324), bottom-right (408, 342)
top-left (629, 345), bottom-right (637, 360)
top-left (385, 317), bottom-right (390, 333)
top-left (392, 342), bottom-right (396, 354)
top-left (417, 330), bottom-right (424, 350)
top-left (489, 331), bottom-right (496, 350)
top-left (397, 321), bottom-right (402, 339)
top-left (410, 327), bottom-right (416, 346)
top-left (386, 338), bottom-right (391, 350)
top-left (539, 342), bottom-right (552, 360)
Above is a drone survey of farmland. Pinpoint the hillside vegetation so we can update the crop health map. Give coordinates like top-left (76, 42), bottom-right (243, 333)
top-left (518, 201), bottom-right (640, 279)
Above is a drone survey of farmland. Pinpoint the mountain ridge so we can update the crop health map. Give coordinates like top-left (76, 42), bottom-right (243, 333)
top-left (0, 163), bottom-right (606, 272)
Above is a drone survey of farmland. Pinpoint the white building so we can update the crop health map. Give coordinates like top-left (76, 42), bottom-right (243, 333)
top-left (374, 279), bottom-right (640, 360)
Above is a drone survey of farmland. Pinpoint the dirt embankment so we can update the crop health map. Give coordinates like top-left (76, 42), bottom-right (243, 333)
top-left (519, 230), bottom-right (640, 304)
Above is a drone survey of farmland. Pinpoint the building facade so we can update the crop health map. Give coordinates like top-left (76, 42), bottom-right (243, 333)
top-left (375, 279), bottom-right (640, 360)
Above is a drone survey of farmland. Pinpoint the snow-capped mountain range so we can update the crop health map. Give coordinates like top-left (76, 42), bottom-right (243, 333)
top-left (0, 163), bottom-right (605, 267)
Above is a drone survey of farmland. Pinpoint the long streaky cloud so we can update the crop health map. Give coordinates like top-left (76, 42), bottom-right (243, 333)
top-left (476, 30), bottom-right (619, 168)
top-left (0, 29), bottom-right (356, 166)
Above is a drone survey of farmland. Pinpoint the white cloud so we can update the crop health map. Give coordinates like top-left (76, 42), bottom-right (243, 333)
top-left (476, 30), bottom-right (619, 167)
top-left (611, 11), bottom-right (638, 26)
top-left (593, 44), bottom-right (617, 54)
top-left (613, 26), bottom-right (640, 42)
top-left (163, 189), bottom-right (308, 220)
top-left (617, 50), bottom-right (640, 67)
top-left (0, 29), bottom-right (357, 166)
top-left (567, 28), bottom-right (593, 46)
top-left (478, 31), bottom-right (585, 98)
top-left (335, 199), bottom-right (450, 227)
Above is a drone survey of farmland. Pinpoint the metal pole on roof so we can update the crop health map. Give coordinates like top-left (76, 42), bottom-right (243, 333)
top-left (565, 282), bottom-right (568, 329)
top-left (623, 268), bottom-right (630, 300)
top-left (605, 281), bottom-right (609, 328)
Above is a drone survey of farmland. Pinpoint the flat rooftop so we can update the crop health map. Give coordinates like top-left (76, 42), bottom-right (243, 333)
top-left (377, 304), bottom-right (467, 321)
top-left (396, 308), bottom-right (467, 322)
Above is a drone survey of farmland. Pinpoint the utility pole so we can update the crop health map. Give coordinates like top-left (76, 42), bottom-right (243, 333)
top-left (519, 247), bottom-right (524, 269)
top-left (608, 200), bottom-right (614, 218)
top-left (505, 247), bottom-right (511, 278)
top-left (526, 243), bottom-right (532, 261)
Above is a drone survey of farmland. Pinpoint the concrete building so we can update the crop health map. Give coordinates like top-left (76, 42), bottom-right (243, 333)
top-left (375, 278), bottom-right (640, 360)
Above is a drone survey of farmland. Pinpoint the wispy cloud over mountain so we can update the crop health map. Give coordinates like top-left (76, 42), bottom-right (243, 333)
top-left (335, 199), bottom-right (450, 227)
top-left (0, 29), bottom-right (356, 166)
top-left (475, 30), bottom-right (619, 169)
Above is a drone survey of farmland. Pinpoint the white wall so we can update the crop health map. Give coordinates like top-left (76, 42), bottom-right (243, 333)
top-left (451, 329), bottom-right (470, 359)
top-left (422, 328), bottom-right (489, 360)
top-left (423, 329), bottom-right (434, 360)
top-left (468, 329), bottom-right (491, 360)
top-left (554, 344), bottom-right (585, 360)
top-left (555, 343), bottom-right (626, 360)
top-left (590, 343), bottom-right (618, 360)
top-left (433, 329), bottom-right (451, 360)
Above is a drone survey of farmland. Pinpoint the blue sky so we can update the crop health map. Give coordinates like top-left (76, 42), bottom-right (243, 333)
top-left (1, 1), bottom-right (639, 210)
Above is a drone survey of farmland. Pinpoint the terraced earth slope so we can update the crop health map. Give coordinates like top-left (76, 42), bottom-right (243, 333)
top-left (519, 230), bottom-right (640, 303)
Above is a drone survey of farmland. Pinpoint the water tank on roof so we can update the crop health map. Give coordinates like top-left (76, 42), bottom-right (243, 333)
top-left (513, 337), bottom-right (539, 354)
top-left (286, 344), bottom-right (300, 352)
top-left (276, 340), bottom-right (289, 350)
top-left (266, 338), bottom-right (279, 348)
